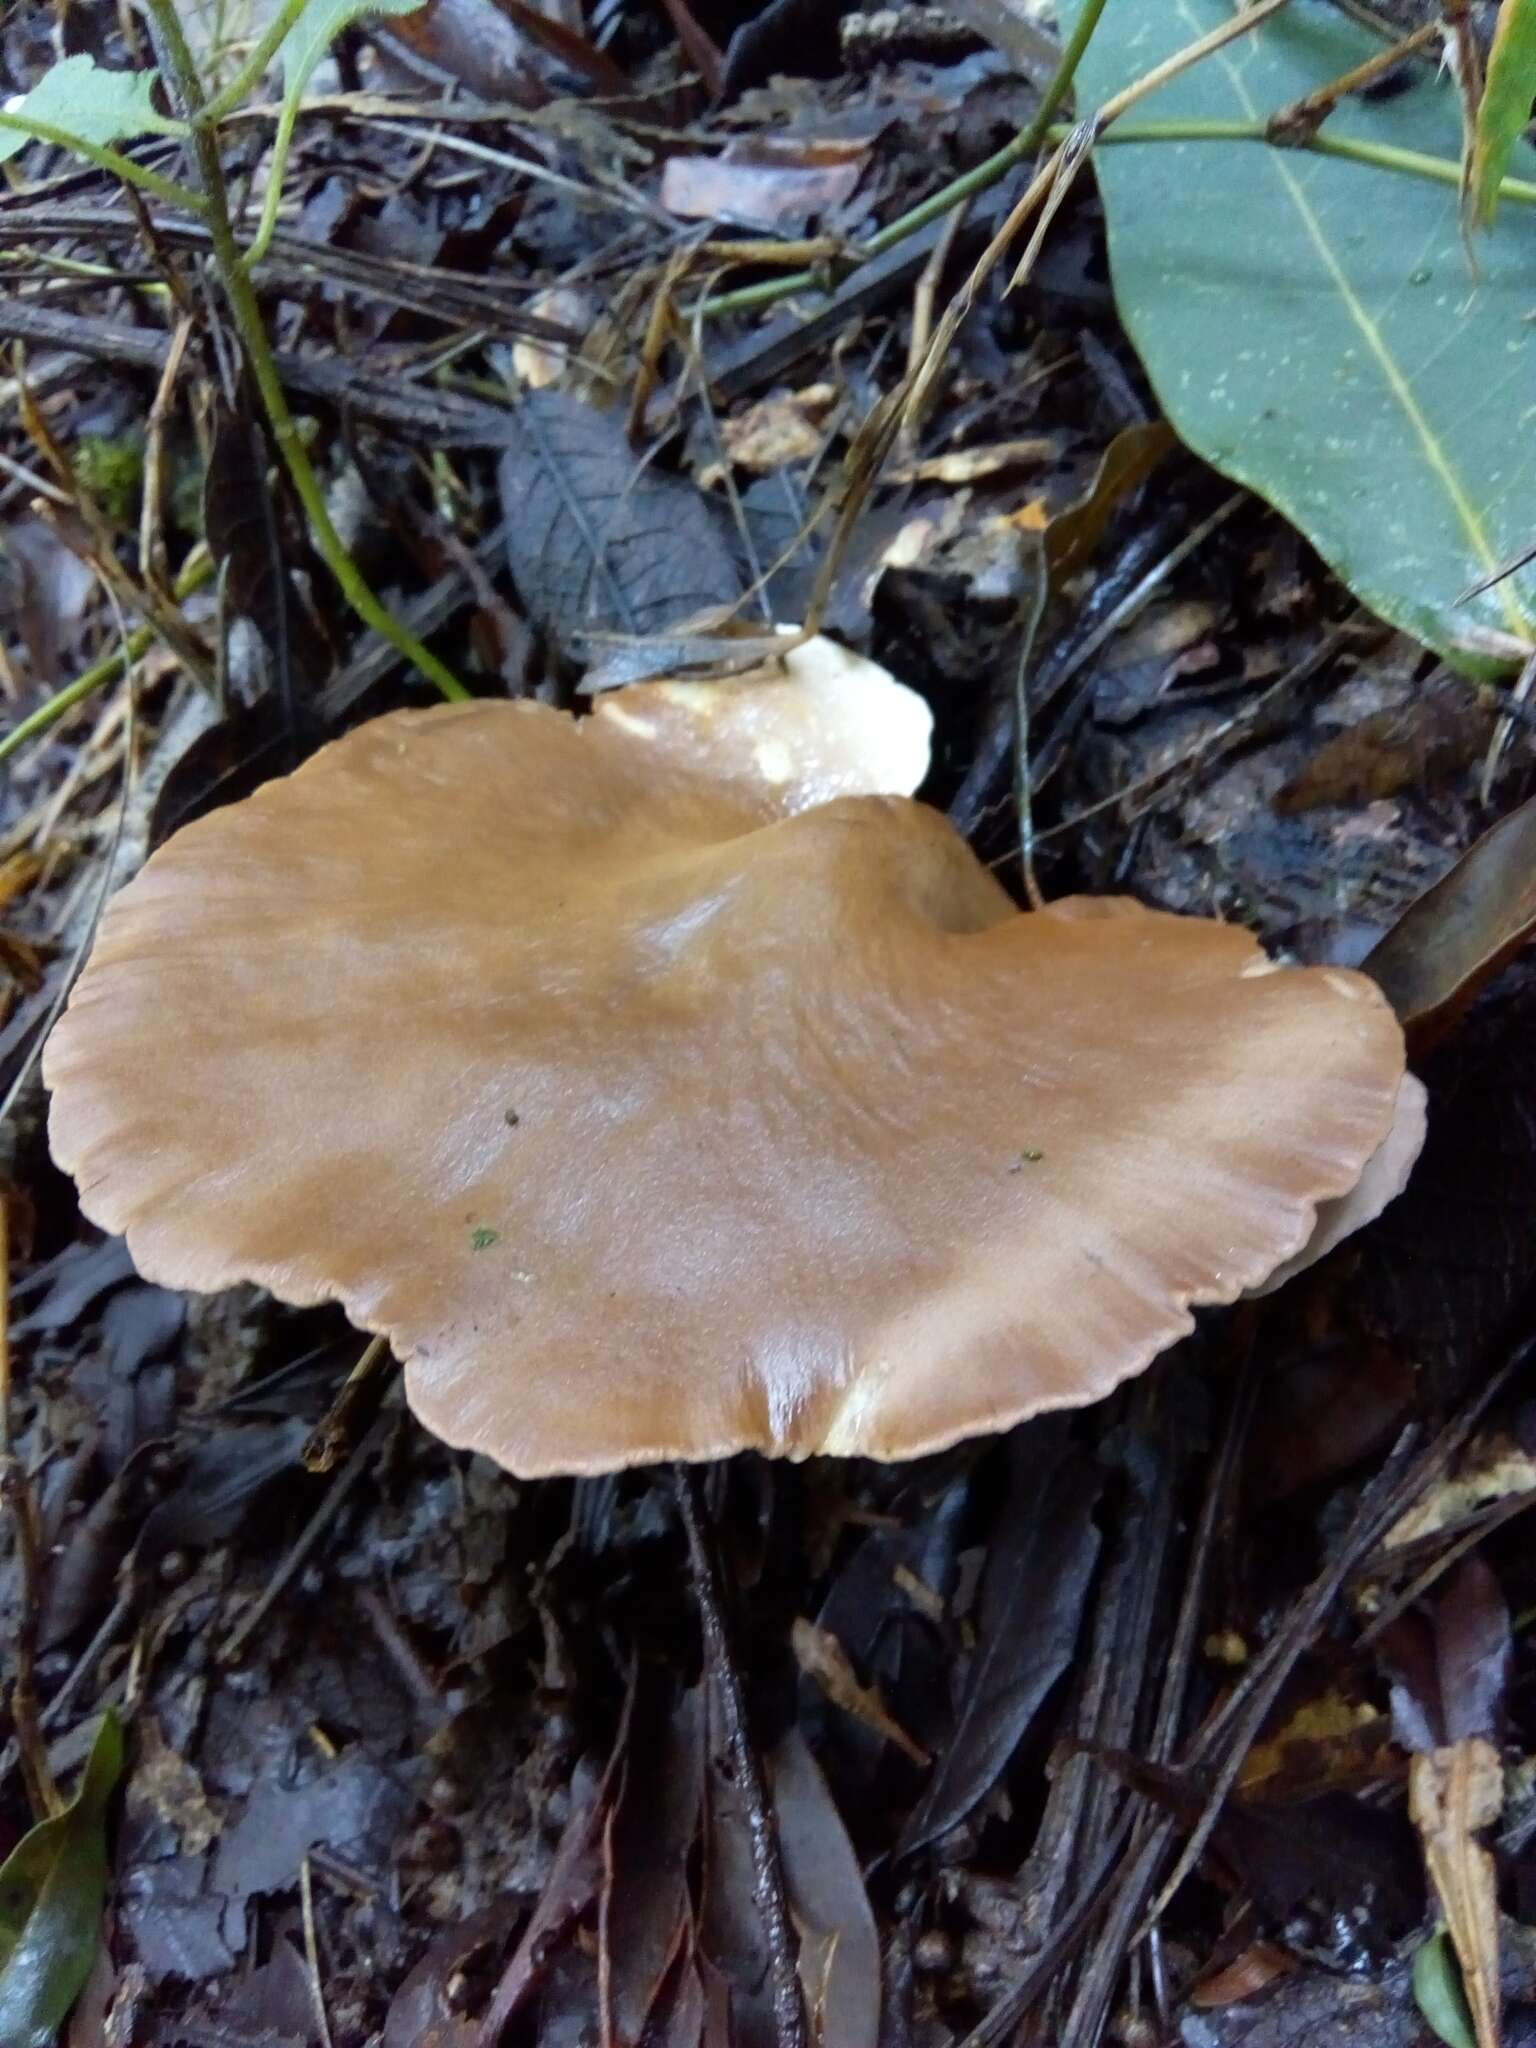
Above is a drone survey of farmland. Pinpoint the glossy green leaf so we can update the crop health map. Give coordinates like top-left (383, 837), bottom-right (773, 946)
top-left (0, 54), bottom-right (163, 165)
top-left (1063, 0), bottom-right (1536, 671)
top-left (0, 1711), bottom-right (123, 2048)
top-left (1475, 0), bottom-right (1536, 225)
top-left (1413, 1928), bottom-right (1478, 2048)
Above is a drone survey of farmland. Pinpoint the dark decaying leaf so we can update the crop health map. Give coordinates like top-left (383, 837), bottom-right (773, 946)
top-left (381, 1900), bottom-right (524, 2048)
top-left (1379, 1557), bottom-right (1511, 1755)
top-left (1274, 685), bottom-right (1491, 817)
top-left (40, 1452), bottom-right (147, 1651)
top-left (9, 1237), bottom-right (135, 1337)
top-left (203, 409), bottom-right (330, 710)
top-left (698, 1672), bottom-right (778, 2048)
top-left (474, 1681), bottom-right (635, 2042)
top-left (1178, 1959), bottom-right (1444, 2047)
top-left (1363, 794), bottom-right (1536, 1051)
top-left (210, 1751), bottom-right (414, 1909)
top-left (1081, 1746), bottom-right (1423, 1942)
top-left (1246, 1342), bottom-right (1417, 1503)
top-left (655, 1943), bottom-right (735, 2048)
top-left (135, 1419), bottom-right (312, 1573)
top-left (601, 1684), bottom-right (704, 2047)
top-left (90, 1283), bottom-right (184, 1477)
top-left (148, 697), bottom-right (321, 850)
top-left (1217, 1794), bottom-right (1424, 1941)
top-left (770, 1730), bottom-right (880, 2048)
top-left (370, 0), bottom-right (554, 104)
top-left (896, 1424), bottom-right (1101, 1859)
top-left (97, 1283), bottom-right (184, 1384)
top-left (1355, 965), bottom-right (1536, 1401)
top-left (0, 1711), bottom-right (124, 2048)
top-left (1042, 420), bottom-right (1175, 590)
top-left (497, 391), bottom-right (742, 654)
top-left (722, 0), bottom-right (847, 92)
top-left (807, 1468), bottom-right (971, 1811)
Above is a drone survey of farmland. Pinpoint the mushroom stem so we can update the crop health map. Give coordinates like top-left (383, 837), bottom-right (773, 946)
top-left (672, 1465), bottom-right (807, 2048)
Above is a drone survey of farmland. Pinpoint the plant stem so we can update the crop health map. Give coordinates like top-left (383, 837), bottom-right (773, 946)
top-left (0, 114), bottom-right (202, 210)
top-left (699, 31), bottom-right (1536, 320)
top-left (1089, 116), bottom-right (1536, 202)
top-left (673, 1466), bottom-right (806, 2048)
top-left (1023, 0), bottom-right (1112, 148)
top-left (144, 0), bottom-right (469, 703)
top-left (196, 0), bottom-right (307, 125)
top-left (0, 549), bottom-right (215, 767)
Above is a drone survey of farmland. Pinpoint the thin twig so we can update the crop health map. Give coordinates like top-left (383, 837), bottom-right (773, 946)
top-left (673, 1465), bottom-right (806, 2048)
top-left (0, 113), bottom-right (201, 210)
top-left (143, 0), bottom-right (470, 704)
top-left (301, 1336), bottom-right (396, 1474)
top-left (1266, 17), bottom-right (1440, 143)
top-left (300, 1854), bottom-right (335, 2048)
top-left (0, 549), bottom-right (215, 767)
top-left (218, 1418), bottom-right (387, 1663)
top-left (0, 1197), bottom-right (60, 1819)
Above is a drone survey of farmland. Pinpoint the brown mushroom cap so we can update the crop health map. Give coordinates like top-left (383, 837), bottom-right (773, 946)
top-left (46, 678), bottom-right (1416, 1476)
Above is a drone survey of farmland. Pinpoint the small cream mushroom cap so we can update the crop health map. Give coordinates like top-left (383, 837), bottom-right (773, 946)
top-left (45, 669), bottom-right (1418, 1476)
top-left (589, 632), bottom-right (933, 809)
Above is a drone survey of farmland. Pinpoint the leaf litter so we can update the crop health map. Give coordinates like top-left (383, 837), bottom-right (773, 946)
top-left (7, 2), bottom-right (1536, 2045)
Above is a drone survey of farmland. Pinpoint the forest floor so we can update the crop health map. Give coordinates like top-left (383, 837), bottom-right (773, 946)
top-left (4, 3), bottom-right (1536, 2045)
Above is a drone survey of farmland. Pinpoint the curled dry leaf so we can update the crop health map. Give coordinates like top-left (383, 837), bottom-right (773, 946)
top-left (1381, 1433), bottom-right (1536, 1554)
top-left (886, 437), bottom-right (1060, 487)
top-left (1381, 1560), bottom-right (1510, 2048)
top-left (716, 386), bottom-right (837, 476)
top-left (1411, 1742), bottom-right (1503, 2048)
top-left (1042, 418), bottom-right (1176, 590)
top-left (1364, 792), bottom-right (1536, 1053)
top-left (791, 1618), bottom-right (930, 1768)
top-left (661, 141), bottom-right (867, 231)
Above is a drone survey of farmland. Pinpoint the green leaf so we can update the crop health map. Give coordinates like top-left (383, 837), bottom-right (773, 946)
top-left (0, 1711), bottom-right (124, 2048)
top-left (1474, 0), bottom-right (1536, 226)
top-left (0, 53), bottom-right (163, 166)
top-left (1413, 1928), bottom-right (1479, 2048)
top-left (1063, 0), bottom-right (1536, 671)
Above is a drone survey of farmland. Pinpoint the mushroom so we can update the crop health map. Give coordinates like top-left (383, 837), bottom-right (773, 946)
top-left (45, 646), bottom-right (1420, 1478)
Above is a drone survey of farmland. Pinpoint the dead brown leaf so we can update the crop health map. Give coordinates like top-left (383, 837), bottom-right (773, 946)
top-left (1190, 1942), bottom-right (1297, 2010)
top-left (662, 142), bottom-right (867, 230)
top-left (887, 436), bottom-right (1059, 486)
top-left (1365, 791), bottom-right (1536, 1052)
top-left (716, 386), bottom-right (837, 474)
top-left (791, 1616), bottom-right (930, 1768)
top-left (1410, 1739), bottom-right (1503, 2048)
